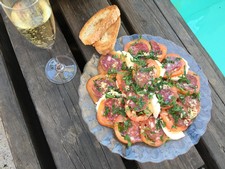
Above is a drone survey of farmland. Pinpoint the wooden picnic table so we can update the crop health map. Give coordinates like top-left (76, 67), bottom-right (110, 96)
top-left (0, 0), bottom-right (224, 168)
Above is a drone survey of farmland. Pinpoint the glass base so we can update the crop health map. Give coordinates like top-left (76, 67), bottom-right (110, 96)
top-left (45, 56), bottom-right (77, 84)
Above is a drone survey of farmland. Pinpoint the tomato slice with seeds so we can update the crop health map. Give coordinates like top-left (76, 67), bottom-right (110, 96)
top-left (160, 102), bottom-right (191, 132)
top-left (116, 71), bottom-right (134, 94)
top-left (162, 53), bottom-right (186, 78)
top-left (140, 117), bottom-right (168, 147)
top-left (97, 98), bottom-right (125, 128)
top-left (124, 39), bottom-right (151, 55)
top-left (86, 74), bottom-right (116, 103)
top-left (114, 115), bottom-right (142, 145)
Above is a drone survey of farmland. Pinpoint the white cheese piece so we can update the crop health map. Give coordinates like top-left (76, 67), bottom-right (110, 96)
top-left (96, 95), bottom-right (106, 109)
top-left (162, 126), bottom-right (185, 140)
top-left (155, 60), bottom-right (166, 77)
top-left (149, 94), bottom-right (161, 118)
top-left (171, 58), bottom-right (190, 81)
top-left (121, 51), bottom-right (134, 68)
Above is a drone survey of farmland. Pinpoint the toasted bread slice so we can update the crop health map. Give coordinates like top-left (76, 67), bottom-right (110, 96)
top-left (93, 17), bottom-right (121, 55)
top-left (79, 5), bottom-right (120, 45)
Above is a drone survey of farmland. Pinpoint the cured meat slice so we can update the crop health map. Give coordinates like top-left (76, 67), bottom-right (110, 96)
top-left (157, 85), bottom-right (178, 109)
top-left (114, 116), bottom-right (142, 145)
top-left (133, 59), bottom-right (161, 87)
top-left (124, 39), bottom-right (151, 55)
top-left (162, 53), bottom-right (186, 78)
top-left (160, 103), bottom-right (191, 132)
top-left (86, 75), bottom-right (116, 103)
top-left (176, 71), bottom-right (200, 94)
top-left (98, 51), bottom-right (123, 74)
top-left (116, 71), bottom-right (134, 93)
top-left (125, 93), bottom-right (152, 122)
top-left (149, 40), bottom-right (167, 62)
top-left (97, 98), bottom-right (125, 128)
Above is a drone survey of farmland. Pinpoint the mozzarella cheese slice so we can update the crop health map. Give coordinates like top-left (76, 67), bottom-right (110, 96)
top-left (96, 95), bottom-right (106, 109)
top-left (162, 126), bottom-right (185, 140)
top-left (121, 51), bottom-right (134, 68)
top-left (148, 94), bottom-right (161, 118)
top-left (155, 60), bottom-right (166, 77)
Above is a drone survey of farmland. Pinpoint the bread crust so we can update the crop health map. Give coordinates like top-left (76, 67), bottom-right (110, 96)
top-left (79, 5), bottom-right (120, 45)
top-left (93, 17), bottom-right (121, 55)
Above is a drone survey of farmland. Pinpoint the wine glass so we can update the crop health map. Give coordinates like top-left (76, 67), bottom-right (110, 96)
top-left (0, 0), bottom-right (77, 84)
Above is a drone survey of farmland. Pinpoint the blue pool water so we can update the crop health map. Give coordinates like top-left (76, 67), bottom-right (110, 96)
top-left (171, 0), bottom-right (225, 76)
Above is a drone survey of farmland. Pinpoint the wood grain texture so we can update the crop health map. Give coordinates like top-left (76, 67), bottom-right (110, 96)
top-left (154, 1), bottom-right (225, 169)
top-left (56, 0), bottom-right (204, 168)
top-left (0, 9), bottom-right (126, 169)
top-left (0, 49), bottom-right (41, 169)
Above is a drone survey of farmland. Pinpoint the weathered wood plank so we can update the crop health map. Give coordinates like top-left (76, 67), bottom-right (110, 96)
top-left (153, 1), bottom-right (225, 169)
top-left (0, 7), bottom-right (126, 169)
top-left (0, 38), bottom-right (41, 169)
top-left (55, 0), bottom-right (204, 168)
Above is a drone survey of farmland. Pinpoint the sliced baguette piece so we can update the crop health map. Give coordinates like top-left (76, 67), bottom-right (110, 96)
top-left (93, 17), bottom-right (121, 55)
top-left (79, 5), bottom-right (120, 45)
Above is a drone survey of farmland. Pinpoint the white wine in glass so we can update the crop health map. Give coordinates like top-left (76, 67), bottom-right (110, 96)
top-left (1, 0), bottom-right (77, 84)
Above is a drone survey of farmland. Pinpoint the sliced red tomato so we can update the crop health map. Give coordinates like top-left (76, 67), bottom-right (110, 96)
top-left (86, 74), bottom-right (116, 103)
top-left (149, 40), bottom-right (167, 62)
top-left (116, 71), bottom-right (134, 93)
top-left (124, 38), bottom-right (151, 55)
top-left (114, 115), bottom-right (142, 145)
top-left (160, 104), bottom-right (189, 132)
top-left (98, 51), bottom-right (125, 75)
top-left (176, 71), bottom-right (200, 94)
top-left (97, 98), bottom-right (125, 128)
top-left (162, 53), bottom-right (186, 78)
top-left (140, 117), bottom-right (168, 147)
top-left (179, 94), bottom-right (201, 119)
top-left (125, 94), bottom-right (152, 122)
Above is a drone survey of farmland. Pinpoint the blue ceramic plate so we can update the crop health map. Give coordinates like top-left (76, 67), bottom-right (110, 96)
top-left (78, 34), bottom-right (212, 163)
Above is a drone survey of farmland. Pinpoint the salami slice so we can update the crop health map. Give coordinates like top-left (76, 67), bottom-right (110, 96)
top-left (98, 52), bottom-right (123, 74)
top-left (114, 116), bottom-right (142, 145)
top-left (97, 98), bottom-right (125, 128)
top-left (157, 85), bottom-right (178, 109)
top-left (162, 53), bottom-right (186, 78)
top-left (125, 93), bottom-right (152, 122)
top-left (150, 40), bottom-right (162, 55)
top-left (160, 103), bottom-right (190, 132)
top-left (133, 59), bottom-right (161, 87)
top-left (86, 75), bottom-right (116, 103)
top-left (124, 39), bottom-right (151, 55)
top-left (176, 71), bottom-right (200, 94)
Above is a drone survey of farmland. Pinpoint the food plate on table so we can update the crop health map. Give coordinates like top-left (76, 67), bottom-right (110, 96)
top-left (78, 34), bottom-right (212, 163)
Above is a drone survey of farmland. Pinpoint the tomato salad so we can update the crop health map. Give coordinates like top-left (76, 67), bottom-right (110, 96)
top-left (86, 37), bottom-right (201, 147)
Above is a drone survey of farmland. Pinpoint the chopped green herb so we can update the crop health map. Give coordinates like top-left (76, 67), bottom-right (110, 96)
top-left (103, 107), bottom-right (110, 116)
top-left (124, 134), bottom-right (132, 147)
top-left (107, 68), bottom-right (117, 75)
